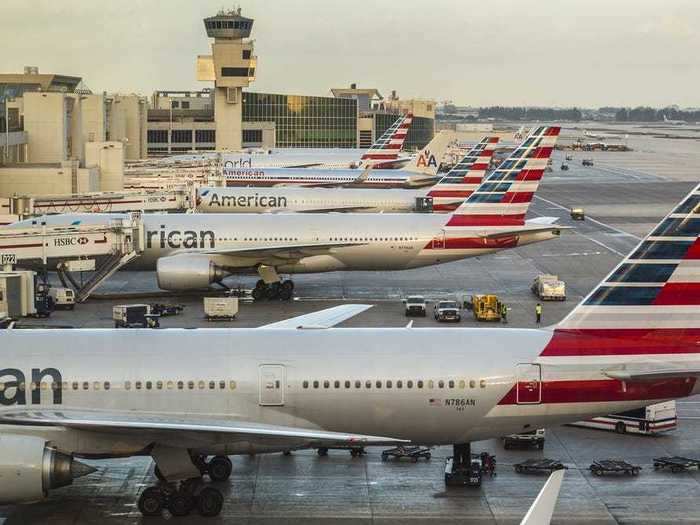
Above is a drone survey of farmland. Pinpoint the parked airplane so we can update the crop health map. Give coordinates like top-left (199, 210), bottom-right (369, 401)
top-left (0, 180), bottom-right (699, 518)
top-left (12, 127), bottom-right (562, 299)
top-left (663, 115), bottom-right (687, 125)
top-left (220, 116), bottom-right (450, 189)
top-left (583, 130), bottom-right (625, 140)
top-left (195, 136), bottom-right (498, 214)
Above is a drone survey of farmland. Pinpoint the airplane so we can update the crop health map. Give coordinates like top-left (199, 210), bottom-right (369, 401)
top-left (219, 115), bottom-right (454, 189)
top-left (0, 180), bottom-right (699, 518)
top-left (11, 127), bottom-right (563, 300)
top-left (195, 136), bottom-right (498, 214)
top-left (663, 114), bottom-right (687, 125)
top-left (583, 130), bottom-right (625, 140)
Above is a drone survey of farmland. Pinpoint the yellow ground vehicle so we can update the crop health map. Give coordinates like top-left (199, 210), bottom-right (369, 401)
top-left (471, 295), bottom-right (502, 322)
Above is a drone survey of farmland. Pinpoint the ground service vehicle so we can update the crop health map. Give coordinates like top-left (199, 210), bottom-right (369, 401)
top-left (503, 429), bottom-right (546, 450)
top-left (404, 296), bottom-right (427, 317)
top-left (48, 287), bottom-right (75, 310)
top-left (203, 297), bottom-right (238, 321)
top-left (560, 163), bottom-right (569, 171)
top-left (582, 159), bottom-right (594, 166)
top-left (113, 304), bottom-right (160, 328)
top-left (434, 300), bottom-right (461, 322)
top-left (570, 401), bottom-right (677, 435)
top-left (531, 275), bottom-right (566, 301)
top-left (471, 294), bottom-right (502, 321)
top-left (570, 208), bottom-right (585, 220)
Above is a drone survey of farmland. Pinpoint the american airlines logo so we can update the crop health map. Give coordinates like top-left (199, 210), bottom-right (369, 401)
top-left (222, 168), bottom-right (266, 179)
top-left (203, 191), bottom-right (288, 209)
top-left (416, 150), bottom-right (438, 169)
top-left (0, 367), bottom-right (62, 405)
top-left (146, 225), bottom-right (215, 249)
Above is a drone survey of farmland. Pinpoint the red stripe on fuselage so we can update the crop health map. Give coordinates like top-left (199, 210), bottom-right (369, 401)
top-left (539, 328), bottom-right (700, 357)
top-left (497, 377), bottom-right (696, 405)
top-left (422, 236), bottom-right (518, 250)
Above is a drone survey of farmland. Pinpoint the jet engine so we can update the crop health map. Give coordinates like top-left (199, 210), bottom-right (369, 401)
top-left (156, 254), bottom-right (228, 291)
top-left (0, 435), bottom-right (96, 504)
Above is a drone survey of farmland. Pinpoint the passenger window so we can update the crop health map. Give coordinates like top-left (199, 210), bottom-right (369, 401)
top-left (30, 382), bottom-right (37, 391)
top-left (407, 380), bottom-right (413, 388)
top-left (104, 382), bottom-right (111, 391)
top-left (198, 381), bottom-right (205, 390)
top-left (188, 381), bottom-right (194, 390)
top-left (62, 381), bottom-right (69, 391)
top-left (230, 381), bottom-right (236, 390)
top-left (428, 380), bottom-right (434, 389)
top-left (355, 380), bottom-right (361, 389)
top-left (323, 380), bottom-right (330, 389)
top-left (19, 382), bottom-right (25, 391)
top-left (397, 380), bottom-right (403, 389)
top-left (376, 381), bottom-right (382, 388)
top-left (459, 380), bottom-right (465, 389)
top-left (146, 381), bottom-right (152, 390)
top-left (448, 380), bottom-right (454, 389)
top-left (167, 381), bottom-right (174, 390)
top-left (209, 381), bottom-right (215, 390)
top-left (219, 380), bottom-right (226, 390)
top-left (417, 380), bottom-right (424, 389)
top-left (41, 382), bottom-right (48, 391)
top-left (135, 381), bottom-right (142, 390)
top-left (438, 380), bottom-right (445, 389)
top-left (303, 381), bottom-right (309, 389)
top-left (334, 380), bottom-right (340, 389)
top-left (313, 381), bottom-right (319, 389)
top-left (344, 380), bottom-right (351, 389)
top-left (365, 380), bottom-right (371, 389)
top-left (177, 381), bottom-right (183, 390)
top-left (387, 380), bottom-right (392, 388)
top-left (469, 380), bottom-right (476, 389)
top-left (157, 381), bottom-right (163, 390)
top-left (480, 380), bottom-right (487, 388)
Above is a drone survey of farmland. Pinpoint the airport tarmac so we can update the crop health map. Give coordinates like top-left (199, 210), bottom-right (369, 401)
top-left (5, 128), bottom-right (700, 524)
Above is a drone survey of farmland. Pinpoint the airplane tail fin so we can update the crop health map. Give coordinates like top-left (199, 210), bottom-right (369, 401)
top-left (401, 130), bottom-right (455, 176)
top-left (557, 182), bottom-right (700, 332)
top-left (427, 136), bottom-right (499, 211)
top-left (444, 126), bottom-right (560, 227)
top-left (360, 113), bottom-right (413, 164)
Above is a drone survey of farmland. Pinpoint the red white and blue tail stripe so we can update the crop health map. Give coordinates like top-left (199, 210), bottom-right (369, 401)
top-left (445, 126), bottom-right (560, 227)
top-left (427, 136), bottom-right (499, 211)
top-left (361, 113), bottom-right (413, 163)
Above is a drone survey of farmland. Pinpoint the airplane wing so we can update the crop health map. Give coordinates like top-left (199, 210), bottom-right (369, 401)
top-left (0, 410), bottom-right (407, 448)
top-left (261, 304), bottom-right (373, 329)
top-left (603, 368), bottom-right (700, 381)
top-left (520, 469), bottom-right (564, 525)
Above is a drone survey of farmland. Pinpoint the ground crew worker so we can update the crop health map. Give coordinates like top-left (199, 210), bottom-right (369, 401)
top-left (500, 302), bottom-right (508, 323)
top-left (535, 303), bottom-right (542, 324)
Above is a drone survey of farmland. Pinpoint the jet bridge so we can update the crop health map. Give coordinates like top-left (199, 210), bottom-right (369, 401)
top-left (0, 214), bottom-right (144, 302)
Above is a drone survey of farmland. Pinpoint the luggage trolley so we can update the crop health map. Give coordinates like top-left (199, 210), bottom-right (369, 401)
top-left (653, 456), bottom-right (700, 473)
top-left (381, 446), bottom-right (432, 462)
top-left (589, 459), bottom-right (641, 476)
top-left (514, 458), bottom-right (567, 474)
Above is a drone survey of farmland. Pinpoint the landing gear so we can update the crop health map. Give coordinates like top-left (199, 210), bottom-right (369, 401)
top-left (137, 479), bottom-right (224, 518)
top-left (444, 443), bottom-right (483, 487)
top-left (207, 455), bottom-right (233, 482)
top-left (252, 279), bottom-right (295, 301)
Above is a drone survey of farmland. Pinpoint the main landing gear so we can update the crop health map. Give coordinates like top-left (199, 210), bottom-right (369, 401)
top-left (444, 443), bottom-right (483, 487)
top-left (252, 279), bottom-right (294, 301)
top-left (142, 455), bottom-right (231, 517)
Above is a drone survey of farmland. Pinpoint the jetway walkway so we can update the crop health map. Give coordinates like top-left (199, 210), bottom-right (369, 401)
top-left (6, 188), bottom-right (194, 218)
top-left (0, 214), bottom-right (144, 301)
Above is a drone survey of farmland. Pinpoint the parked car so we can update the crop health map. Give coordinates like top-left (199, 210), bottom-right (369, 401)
top-left (503, 429), bottom-right (546, 450)
top-left (404, 296), bottom-right (427, 317)
top-left (434, 300), bottom-right (461, 322)
top-left (582, 158), bottom-right (594, 166)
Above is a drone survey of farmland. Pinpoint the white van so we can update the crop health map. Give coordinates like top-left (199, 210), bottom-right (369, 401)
top-left (48, 287), bottom-right (75, 310)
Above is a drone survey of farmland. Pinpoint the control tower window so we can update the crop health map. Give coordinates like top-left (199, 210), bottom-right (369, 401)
top-left (222, 67), bottom-right (251, 77)
top-left (242, 49), bottom-right (251, 59)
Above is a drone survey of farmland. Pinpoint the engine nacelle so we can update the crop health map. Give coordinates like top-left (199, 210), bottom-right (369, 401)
top-left (0, 435), bottom-right (95, 504)
top-left (156, 254), bottom-right (227, 291)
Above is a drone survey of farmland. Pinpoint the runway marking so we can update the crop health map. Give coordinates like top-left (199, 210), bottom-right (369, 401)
top-left (534, 195), bottom-right (642, 240)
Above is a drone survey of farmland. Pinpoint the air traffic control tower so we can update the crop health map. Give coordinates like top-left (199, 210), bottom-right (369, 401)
top-left (197, 8), bottom-right (256, 151)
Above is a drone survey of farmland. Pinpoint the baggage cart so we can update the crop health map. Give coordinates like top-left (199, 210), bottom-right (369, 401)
top-left (589, 460), bottom-right (640, 476)
top-left (316, 446), bottom-right (366, 458)
top-left (653, 456), bottom-right (700, 473)
top-left (204, 297), bottom-right (238, 321)
top-left (514, 458), bottom-right (567, 474)
top-left (381, 446), bottom-right (432, 462)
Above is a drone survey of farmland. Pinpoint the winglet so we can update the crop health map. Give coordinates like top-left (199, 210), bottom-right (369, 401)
top-left (520, 469), bottom-right (564, 525)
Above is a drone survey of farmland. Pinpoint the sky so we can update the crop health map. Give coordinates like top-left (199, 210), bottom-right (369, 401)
top-left (2, 0), bottom-right (699, 108)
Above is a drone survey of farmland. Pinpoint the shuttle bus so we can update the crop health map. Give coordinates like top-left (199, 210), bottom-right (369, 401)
top-left (569, 401), bottom-right (677, 435)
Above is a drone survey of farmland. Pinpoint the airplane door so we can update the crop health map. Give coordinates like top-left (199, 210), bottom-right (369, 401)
top-left (431, 230), bottom-right (446, 249)
top-left (259, 365), bottom-right (285, 406)
top-left (515, 364), bottom-right (542, 404)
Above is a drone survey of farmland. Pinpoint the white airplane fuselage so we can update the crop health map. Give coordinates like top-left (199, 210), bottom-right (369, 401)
top-left (222, 167), bottom-right (435, 188)
top-left (2, 327), bottom-right (695, 457)
top-left (23, 213), bottom-right (559, 274)
top-left (196, 186), bottom-right (428, 213)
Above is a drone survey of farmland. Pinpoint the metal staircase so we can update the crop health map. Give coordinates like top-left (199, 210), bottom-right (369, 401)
top-left (73, 251), bottom-right (140, 302)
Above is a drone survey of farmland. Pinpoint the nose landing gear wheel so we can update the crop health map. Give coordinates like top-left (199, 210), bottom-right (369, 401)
top-left (197, 486), bottom-right (224, 517)
top-left (208, 455), bottom-right (233, 482)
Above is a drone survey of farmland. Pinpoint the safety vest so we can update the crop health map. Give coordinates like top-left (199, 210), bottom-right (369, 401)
top-left (535, 305), bottom-right (542, 314)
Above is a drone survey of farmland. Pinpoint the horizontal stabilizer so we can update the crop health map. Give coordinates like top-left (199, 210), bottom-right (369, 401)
top-left (604, 368), bottom-right (700, 381)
